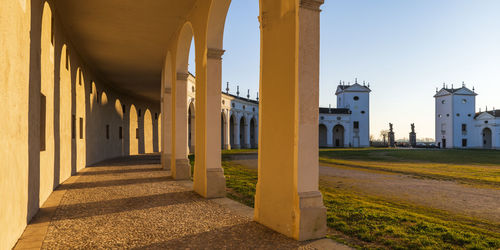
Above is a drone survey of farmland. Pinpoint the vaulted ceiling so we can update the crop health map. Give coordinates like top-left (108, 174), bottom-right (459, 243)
top-left (55, 0), bottom-right (197, 101)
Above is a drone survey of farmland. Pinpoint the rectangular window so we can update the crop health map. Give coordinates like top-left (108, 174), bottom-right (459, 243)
top-left (462, 139), bottom-right (467, 147)
top-left (136, 128), bottom-right (139, 139)
top-left (79, 118), bottom-right (83, 139)
top-left (122, 105), bottom-right (126, 114)
top-left (353, 121), bottom-right (359, 129)
top-left (119, 126), bottom-right (123, 139)
top-left (40, 94), bottom-right (46, 151)
top-left (71, 115), bottom-right (76, 139)
top-left (155, 113), bottom-right (158, 120)
top-left (462, 124), bottom-right (467, 132)
top-left (138, 109), bottom-right (141, 117)
top-left (106, 125), bottom-right (110, 139)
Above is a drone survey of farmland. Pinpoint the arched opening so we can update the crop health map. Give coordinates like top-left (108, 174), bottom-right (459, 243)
top-left (144, 109), bottom-right (153, 153)
top-left (319, 124), bottom-right (328, 147)
top-left (230, 115), bottom-right (235, 148)
top-left (250, 118), bottom-right (256, 148)
top-left (221, 112), bottom-right (227, 149)
top-left (483, 128), bottom-right (492, 149)
top-left (188, 101), bottom-right (195, 154)
top-left (333, 124), bottom-right (345, 148)
top-left (239, 116), bottom-right (246, 148)
top-left (59, 44), bottom-right (72, 183)
top-left (129, 104), bottom-right (138, 155)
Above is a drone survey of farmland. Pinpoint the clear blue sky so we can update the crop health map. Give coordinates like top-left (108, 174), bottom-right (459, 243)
top-left (190, 0), bottom-right (500, 140)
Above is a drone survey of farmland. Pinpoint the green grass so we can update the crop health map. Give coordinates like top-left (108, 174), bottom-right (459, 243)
top-left (219, 159), bottom-right (500, 249)
top-left (319, 149), bottom-right (500, 188)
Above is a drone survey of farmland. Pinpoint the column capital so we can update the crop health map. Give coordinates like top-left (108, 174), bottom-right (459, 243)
top-left (207, 48), bottom-right (225, 60)
top-left (300, 0), bottom-right (324, 12)
top-left (176, 72), bottom-right (190, 81)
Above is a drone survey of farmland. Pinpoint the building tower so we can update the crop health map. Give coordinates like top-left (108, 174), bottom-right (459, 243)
top-left (335, 80), bottom-right (371, 147)
top-left (434, 84), bottom-right (476, 148)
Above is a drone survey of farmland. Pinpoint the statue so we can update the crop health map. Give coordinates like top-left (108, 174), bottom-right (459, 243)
top-left (409, 123), bottom-right (417, 148)
top-left (388, 123), bottom-right (395, 147)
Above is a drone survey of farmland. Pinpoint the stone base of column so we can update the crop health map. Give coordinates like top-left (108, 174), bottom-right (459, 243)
top-left (232, 144), bottom-right (241, 149)
top-left (205, 168), bottom-right (226, 198)
top-left (297, 191), bottom-right (327, 241)
top-left (243, 144), bottom-right (251, 149)
top-left (173, 158), bottom-right (191, 180)
top-left (162, 153), bottom-right (171, 170)
top-left (223, 144), bottom-right (230, 150)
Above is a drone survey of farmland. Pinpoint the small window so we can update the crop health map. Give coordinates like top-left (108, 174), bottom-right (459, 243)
top-left (71, 114), bottom-right (76, 140)
top-left (155, 113), bottom-right (158, 120)
top-left (337, 117), bottom-right (341, 121)
top-left (456, 113), bottom-right (460, 117)
top-left (354, 121), bottom-right (359, 129)
top-left (485, 121), bottom-right (489, 124)
top-left (106, 125), bottom-right (110, 139)
top-left (253, 107), bottom-right (256, 112)
top-left (192, 86), bottom-right (195, 92)
top-left (136, 128), bottom-right (139, 139)
top-left (40, 94), bottom-right (47, 151)
top-left (119, 127), bottom-right (123, 139)
top-left (446, 114), bottom-right (450, 117)
top-left (462, 139), bottom-right (467, 147)
top-left (353, 96), bottom-right (359, 101)
top-left (222, 100), bottom-right (225, 105)
top-left (96, 91), bottom-right (99, 104)
top-left (232, 103), bottom-right (235, 108)
top-left (361, 111), bottom-right (366, 114)
top-left (462, 124), bottom-right (467, 132)
top-left (468, 114), bottom-right (471, 117)
top-left (320, 116), bottom-right (324, 120)
top-left (79, 118), bottom-right (83, 139)
top-left (441, 100), bottom-right (446, 104)
top-left (138, 109), bottom-right (141, 117)
top-left (462, 99), bottom-right (467, 104)
top-left (243, 105), bottom-right (246, 110)
top-left (438, 114), bottom-right (442, 118)
top-left (122, 105), bottom-right (126, 114)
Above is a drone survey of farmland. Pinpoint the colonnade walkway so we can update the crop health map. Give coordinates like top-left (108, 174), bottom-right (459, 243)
top-left (14, 154), bottom-right (345, 249)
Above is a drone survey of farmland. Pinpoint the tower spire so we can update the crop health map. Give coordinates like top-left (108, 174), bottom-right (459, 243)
top-left (256, 92), bottom-right (259, 101)
top-left (355, 78), bottom-right (358, 84)
top-left (226, 82), bottom-right (230, 93)
top-left (247, 89), bottom-right (250, 99)
top-left (237, 85), bottom-right (240, 96)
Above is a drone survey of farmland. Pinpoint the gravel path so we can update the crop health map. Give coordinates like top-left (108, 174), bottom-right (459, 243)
top-left (225, 153), bottom-right (500, 223)
top-left (39, 154), bottom-right (327, 249)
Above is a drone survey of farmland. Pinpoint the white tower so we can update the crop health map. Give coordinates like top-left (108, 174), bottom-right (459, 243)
top-left (335, 80), bottom-right (371, 147)
top-left (434, 83), bottom-right (476, 148)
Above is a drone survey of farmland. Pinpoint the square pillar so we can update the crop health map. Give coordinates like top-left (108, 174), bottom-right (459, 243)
top-left (193, 48), bottom-right (226, 198)
top-left (244, 118), bottom-right (251, 148)
top-left (172, 73), bottom-right (191, 180)
top-left (326, 125), bottom-right (333, 148)
top-left (161, 69), bottom-right (173, 171)
top-left (225, 111), bottom-right (231, 149)
top-left (233, 119), bottom-right (240, 149)
top-left (254, 0), bottom-right (326, 241)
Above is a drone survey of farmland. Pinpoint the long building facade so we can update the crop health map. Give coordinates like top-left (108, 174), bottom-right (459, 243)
top-left (434, 85), bottom-right (500, 149)
top-left (189, 77), bottom-right (371, 150)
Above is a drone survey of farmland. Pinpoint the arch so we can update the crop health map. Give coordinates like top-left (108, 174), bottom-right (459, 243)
top-left (483, 127), bottom-right (492, 149)
top-left (59, 43), bottom-right (72, 183)
top-left (129, 104), bottom-right (138, 155)
top-left (230, 114), bottom-right (236, 148)
top-left (239, 116), bottom-right (246, 148)
top-left (144, 109), bottom-right (153, 153)
top-left (207, 0), bottom-right (231, 49)
top-left (318, 124), bottom-right (327, 147)
top-left (250, 117), bottom-right (257, 148)
top-left (333, 124), bottom-right (345, 148)
top-left (40, 1), bottom-right (55, 204)
top-left (176, 22), bottom-right (195, 73)
top-left (188, 101), bottom-right (196, 154)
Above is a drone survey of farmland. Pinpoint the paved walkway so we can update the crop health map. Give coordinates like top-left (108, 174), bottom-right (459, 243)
top-left (15, 154), bottom-right (347, 249)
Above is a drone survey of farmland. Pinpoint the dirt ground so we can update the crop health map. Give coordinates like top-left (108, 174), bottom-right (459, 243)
top-left (225, 153), bottom-right (500, 223)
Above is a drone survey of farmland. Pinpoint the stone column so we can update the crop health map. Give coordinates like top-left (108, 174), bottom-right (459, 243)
top-left (193, 48), bottom-right (226, 198)
top-left (254, 0), bottom-right (326, 241)
top-left (233, 117), bottom-right (241, 149)
top-left (244, 116), bottom-right (251, 148)
top-left (161, 86), bottom-right (172, 170)
top-left (172, 72), bottom-right (190, 179)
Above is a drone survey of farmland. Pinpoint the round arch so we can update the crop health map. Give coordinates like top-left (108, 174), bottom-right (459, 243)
top-left (250, 117), bottom-right (257, 148)
top-left (333, 124), bottom-right (345, 148)
top-left (483, 127), bottom-right (492, 149)
top-left (129, 104), bottom-right (139, 155)
top-left (318, 124), bottom-right (327, 147)
top-left (144, 109), bottom-right (153, 153)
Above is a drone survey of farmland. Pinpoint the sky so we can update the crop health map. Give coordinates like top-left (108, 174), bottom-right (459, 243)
top-left (190, 0), bottom-right (500, 140)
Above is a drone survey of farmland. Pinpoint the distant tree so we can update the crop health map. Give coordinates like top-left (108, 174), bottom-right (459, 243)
top-left (380, 130), bottom-right (389, 145)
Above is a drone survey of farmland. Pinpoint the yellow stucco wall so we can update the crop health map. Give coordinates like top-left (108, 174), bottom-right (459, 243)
top-left (0, 1), bottom-right (160, 248)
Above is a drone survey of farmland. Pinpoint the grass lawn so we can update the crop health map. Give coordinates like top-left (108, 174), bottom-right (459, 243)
top-left (319, 148), bottom-right (500, 188)
top-left (221, 160), bottom-right (500, 249)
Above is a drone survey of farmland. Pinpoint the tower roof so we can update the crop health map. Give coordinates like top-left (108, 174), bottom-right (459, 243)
top-left (434, 86), bottom-right (477, 98)
top-left (335, 83), bottom-right (371, 95)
